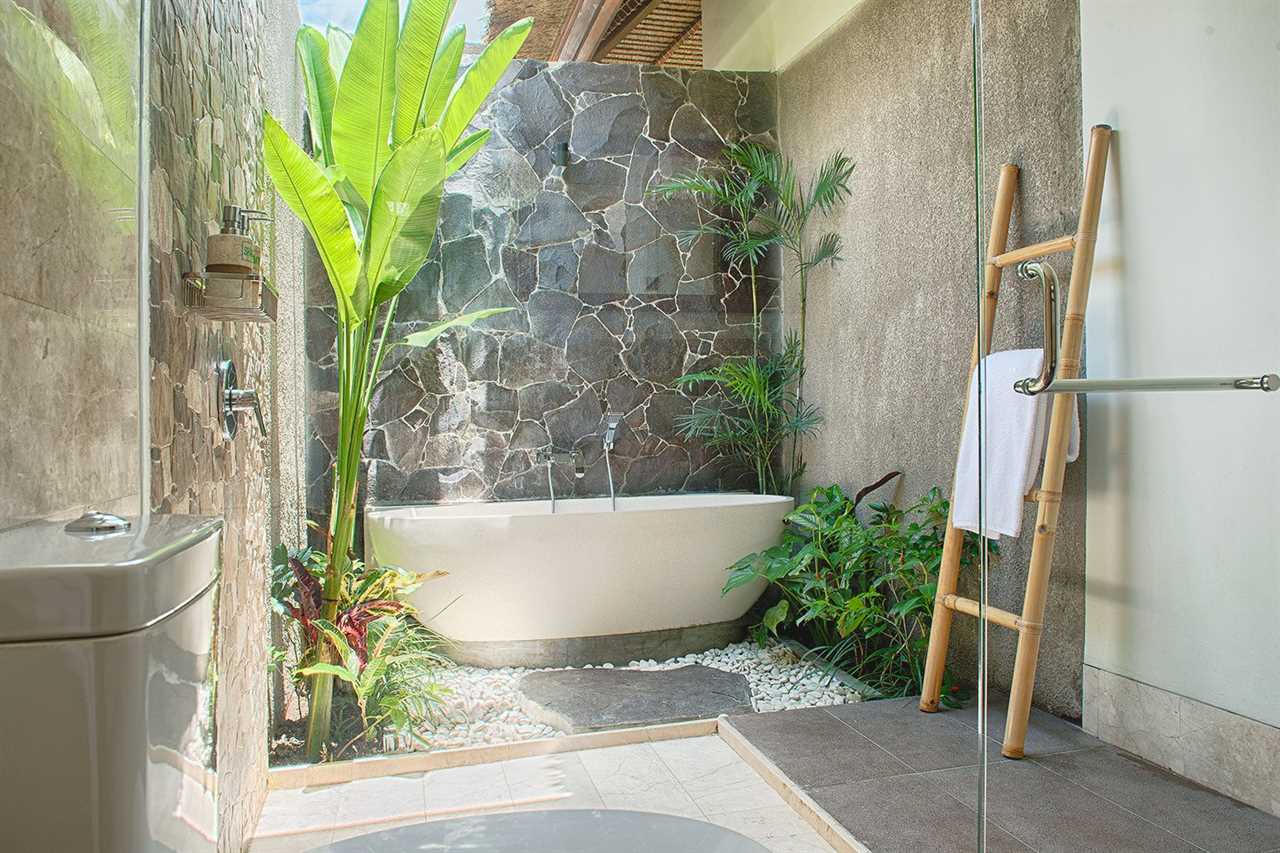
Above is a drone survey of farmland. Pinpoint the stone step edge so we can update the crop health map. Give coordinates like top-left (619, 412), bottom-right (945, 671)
top-left (267, 717), bottom-right (718, 791)
top-left (717, 716), bottom-right (871, 853)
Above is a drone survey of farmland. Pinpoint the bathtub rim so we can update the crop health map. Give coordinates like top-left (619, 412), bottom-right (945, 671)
top-left (366, 491), bottom-right (795, 521)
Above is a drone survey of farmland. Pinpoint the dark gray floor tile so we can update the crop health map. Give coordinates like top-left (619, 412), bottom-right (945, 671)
top-left (1036, 746), bottom-right (1280, 853)
top-left (928, 760), bottom-right (1201, 853)
top-left (944, 690), bottom-right (1102, 757)
top-left (826, 698), bottom-right (1006, 772)
top-left (810, 774), bottom-right (1034, 853)
top-left (725, 707), bottom-right (910, 789)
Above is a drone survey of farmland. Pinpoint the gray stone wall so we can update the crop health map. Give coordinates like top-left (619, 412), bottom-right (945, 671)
top-left (778, 0), bottom-right (1085, 717)
top-left (149, 0), bottom-right (303, 848)
top-left (0, 0), bottom-right (141, 526)
top-left (306, 60), bottom-right (780, 517)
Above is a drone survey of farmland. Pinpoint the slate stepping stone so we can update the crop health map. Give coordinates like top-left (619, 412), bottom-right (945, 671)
top-left (518, 665), bottom-right (753, 733)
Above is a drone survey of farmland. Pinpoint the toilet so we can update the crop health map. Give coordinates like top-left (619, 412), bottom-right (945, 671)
top-left (0, 513), bottom-right (222, 853)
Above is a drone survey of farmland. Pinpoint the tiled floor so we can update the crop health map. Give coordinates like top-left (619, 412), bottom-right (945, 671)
top-left (727, 693), bottom-right (1280, 853)
top-left (249, 736), bottom-right (835, 852)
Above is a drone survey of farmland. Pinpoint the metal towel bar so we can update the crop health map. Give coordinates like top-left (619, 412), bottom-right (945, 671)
top-left (1012, 261), bottom-right (1279, 395)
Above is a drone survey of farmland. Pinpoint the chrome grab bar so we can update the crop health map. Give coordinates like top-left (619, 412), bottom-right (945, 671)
top-left (1011, 261), bottom-right (1278, 396)
top-left (1012, 262), bottom-right (1059, 395)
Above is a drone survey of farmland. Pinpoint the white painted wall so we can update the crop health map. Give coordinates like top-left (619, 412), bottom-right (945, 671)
top-left (702, 0), bottom-right (864, 70)
top-left (1080, 0), bottom-right (1280, 727)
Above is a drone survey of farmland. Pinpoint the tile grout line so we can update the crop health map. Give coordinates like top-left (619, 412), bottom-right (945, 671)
top-left (911, 764), bottom-right (1043, 853)
top-left (1026, 753), bottom-right (1213, 853)
top-left (717, 717), bottom-right (871, 853)
top-left (648, 739), bottom-right (713, 820)
top-left (818, 704), bottom-right (921, 776)
top-left (563, 752), bottom-right (608, 810)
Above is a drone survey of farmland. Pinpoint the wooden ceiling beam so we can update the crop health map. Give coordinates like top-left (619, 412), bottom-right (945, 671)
top-left (576, 0), bottom-right (628, 60)
top-left (593, 0), bottom-right (663, 60)
top-left (657, 16), bottom-right (701, 65)
top-left (552, 0), bottom-right (628, 61)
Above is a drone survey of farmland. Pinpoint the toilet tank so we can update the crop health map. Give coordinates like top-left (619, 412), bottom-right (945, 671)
top-left (0, 515), bottom-right (222, 853)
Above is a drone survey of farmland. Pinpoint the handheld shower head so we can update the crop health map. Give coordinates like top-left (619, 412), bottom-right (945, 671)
top-left (603, 413), bottom-right (622, 452)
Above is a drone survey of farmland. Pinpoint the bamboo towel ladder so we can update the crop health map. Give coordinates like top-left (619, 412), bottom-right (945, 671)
top-left (918, 124), bottom-right (1113, 759)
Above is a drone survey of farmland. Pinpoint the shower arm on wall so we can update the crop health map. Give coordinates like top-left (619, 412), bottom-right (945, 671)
top-left (1012, 261), bottom-right (1279, 395)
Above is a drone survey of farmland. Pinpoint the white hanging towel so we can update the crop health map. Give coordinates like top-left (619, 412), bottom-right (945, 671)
top-left (951, 349), bottom-right (1079, 540)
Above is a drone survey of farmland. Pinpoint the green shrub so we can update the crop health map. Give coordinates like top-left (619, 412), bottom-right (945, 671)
top-left (725, 477), bottom-right (989, 698)
top-left (270, 542), bottom-right (449, 758)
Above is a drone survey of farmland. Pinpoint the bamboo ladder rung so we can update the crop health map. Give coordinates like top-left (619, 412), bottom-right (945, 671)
top-left (940, 594), bottom-right (1043, 633)
top-left (990, 234), bottom-right (1075, 268)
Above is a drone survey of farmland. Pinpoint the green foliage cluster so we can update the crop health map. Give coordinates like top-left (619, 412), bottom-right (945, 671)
top-left (650, 141), bottom-right (855, 493)
top-left (675, 333), bottom-right (820, 495)
top-left (271, 543), bottom-right (449, 759)
top-left (725, 479), bottom-right (989, 699)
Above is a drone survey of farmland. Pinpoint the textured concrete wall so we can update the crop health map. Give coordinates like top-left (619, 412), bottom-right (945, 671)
top-left (306, 60), bottom-right (780, 517)
top-left (149, 0), bottom-right (302, 848)
top-left (777, 0), bottom-right (1085, 717)
top-left (0, 0), bottom-right (142, 526)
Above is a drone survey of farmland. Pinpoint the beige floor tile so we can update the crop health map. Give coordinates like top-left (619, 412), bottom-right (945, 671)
top-left (652, 735), bottom-right (786, 817)
top-left (578, 742), bottom-right (704, 818)
top-left (247, 827), bottom-right (334, 852)
top-left (423, 760), bottom-right (513, 815)
top-left (709, 804), bottom-right (837, 853)
top-left (332, 772), bottom-right (428, 824)
top-left (503, 752), bottom-right (605, 810)
top-left (255, 784), bottom-right (348, 836)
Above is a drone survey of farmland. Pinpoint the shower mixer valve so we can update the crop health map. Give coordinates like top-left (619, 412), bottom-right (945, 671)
top-left (216, 358), bottom-right (265, 440)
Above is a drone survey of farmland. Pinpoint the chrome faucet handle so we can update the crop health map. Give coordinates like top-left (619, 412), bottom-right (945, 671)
top-left (217, 359), bottom-right (266, 440)
top-left (227, 387), bottom-right (266, 433)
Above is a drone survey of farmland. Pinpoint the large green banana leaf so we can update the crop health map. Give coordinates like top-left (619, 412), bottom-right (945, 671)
top-left (325, 25), bottom-right (352, 82)
top-left (422, 25), bottom-right (465, 128)
top-left (263, 112), bottom-right (360, 324)
top-left (440, 17), bottom-right (532, 147)
top-left (393, 0), bottom-right (457, 144)
top-left (445, 129), bottom-right (489, 177)
top-left (363, 126), bottom-right (446, 305)
top-left (401, 308), bottom-right (516, 348)
top-left (65, 0), bottom-right (137, 145)
top-left (331, 0), bottom-right (398, 205)
top-left (296, 27), bottom-right (336, 166)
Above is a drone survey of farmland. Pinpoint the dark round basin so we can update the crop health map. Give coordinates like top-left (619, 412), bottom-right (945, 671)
top-left (311, 809), bottom-right (773, 852)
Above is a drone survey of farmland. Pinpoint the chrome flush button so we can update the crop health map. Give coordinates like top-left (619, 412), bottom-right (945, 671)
top-left (64, 511), bottom-right (132, 537)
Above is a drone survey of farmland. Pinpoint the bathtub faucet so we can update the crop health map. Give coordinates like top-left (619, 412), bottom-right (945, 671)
top-left (535, 448), bottom-right (583, 513)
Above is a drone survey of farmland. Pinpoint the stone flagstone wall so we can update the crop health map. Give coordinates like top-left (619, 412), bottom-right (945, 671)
top-left (306, 60), bottom-right (779, 515)
top-left (149, 0), bottom-right (304, 848)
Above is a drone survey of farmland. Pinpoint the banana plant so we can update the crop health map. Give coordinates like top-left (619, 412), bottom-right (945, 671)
top-left (264, 0), bottom-right (531, 761)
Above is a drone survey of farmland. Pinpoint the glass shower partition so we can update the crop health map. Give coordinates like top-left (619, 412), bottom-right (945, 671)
top-left (970, 2), bottom-right (1280, 850)
top-left (0, 0), bottom-right (149, 531)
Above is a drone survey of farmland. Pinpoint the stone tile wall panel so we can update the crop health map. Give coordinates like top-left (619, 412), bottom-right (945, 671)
top-left (149, 0), bottom-right (303, 848)
top-left (306, 60), bottom-right (780, 514)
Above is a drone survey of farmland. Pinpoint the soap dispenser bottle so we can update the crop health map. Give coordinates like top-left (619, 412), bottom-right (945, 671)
top-left (207, 204), bottom-right (270, 274)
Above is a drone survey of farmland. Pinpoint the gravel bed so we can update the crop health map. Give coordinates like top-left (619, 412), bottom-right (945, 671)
top-left (422, 640), bottom-right (862, 751)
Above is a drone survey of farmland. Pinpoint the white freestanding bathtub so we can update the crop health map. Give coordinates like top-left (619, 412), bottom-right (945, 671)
top-left (365, 493), bottom-right (793, 666)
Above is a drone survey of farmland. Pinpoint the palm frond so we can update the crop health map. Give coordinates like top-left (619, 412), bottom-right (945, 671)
top-left (650, 171), bottom-right (734, 206)
top-left (805, 151), bottom-right (855, 217)
top-left (800, 232), bottom-right (843, 271)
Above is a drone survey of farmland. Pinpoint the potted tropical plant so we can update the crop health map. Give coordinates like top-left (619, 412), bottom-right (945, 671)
top-left (264, 0), bottom-right (531, 762)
